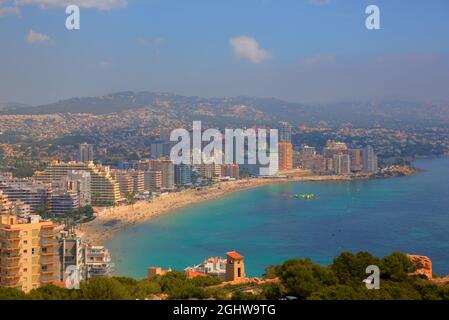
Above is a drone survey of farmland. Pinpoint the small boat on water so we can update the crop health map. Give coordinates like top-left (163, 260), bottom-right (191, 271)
top-left (293, 194), bottom-right (315, 200)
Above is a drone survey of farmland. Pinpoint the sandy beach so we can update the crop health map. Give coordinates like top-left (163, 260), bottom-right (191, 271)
top-left (78, 173), bottom-right (357, 244)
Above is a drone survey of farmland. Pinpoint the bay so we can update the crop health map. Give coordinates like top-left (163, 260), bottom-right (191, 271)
top-left (106, 157), bottom-right (449, 279)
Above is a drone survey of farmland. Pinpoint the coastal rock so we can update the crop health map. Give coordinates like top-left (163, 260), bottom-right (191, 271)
top-left (378, 165), bottom-right (416, 177)
top-left (407, 254), bottom-right (433, 279)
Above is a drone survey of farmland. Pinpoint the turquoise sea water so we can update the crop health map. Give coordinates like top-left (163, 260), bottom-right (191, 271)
top-left (106, 157), bottom-right (449, 279)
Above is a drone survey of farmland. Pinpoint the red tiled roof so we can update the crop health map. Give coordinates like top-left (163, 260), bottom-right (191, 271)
top-left (52, 282), bottom-right (67, 288)
top-left (226, 251), bottom-right (244, 260)
top-left (185, 270), bottom-right (208, 278)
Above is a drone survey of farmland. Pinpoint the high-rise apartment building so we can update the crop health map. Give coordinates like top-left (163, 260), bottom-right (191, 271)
top-left (144, 171), bottom-right (162, 192)
top-left (111, 170), bottom-right (134, 197)
top-left (279, 122), bottom-right (292, 143)
top-left (324, 141), bottom-right (349, 158)
top-left (10, 200), bottom-right (31, 218)
top-left (197, 163), bottom-right (221, 180)
top-left (63, 171), bottom-right (92, 207)
top-left (0, 180), bottom-right (50, 214)
top-left (292, 148), bottom-right (301, 169)
top-left (128, 170), bottom-right (145, 193)
top-left (174, 164), bottom-right (192, 186)
top-left (34, 162), bottom-right (123, 205)
top-left (85, 245), bottom-right (113, 278)
top-left (301, 145), bottom-right (317, 157)
top-left (220, 164), bottom-right (240, 179)
top-left (0, 191), bottom-right (11, 215)
top-left (49, 191), bottom-right (79, 215)
top-left (148, 159), bottom-right (174, 190)
top-left (362, 145), bottom-right (378, 173)
top-left (58, 232), bottom-right (85, 282)
top-left (111, 169), bottom-right (145, 196)
top-left (0, 215), bottom-right (59, 292)
top-left (79, 143), bottom-right (94, 163)
top-left (150, 141), bottom-right (172, 159)
top-left (278, 141), bottom-right (293, 171)
top-left (349, 149), bottom-right (362, 172)
top-left (300, 154), bottom-right (327, 173)
top-left (333, 153), bottom-right (351, 175)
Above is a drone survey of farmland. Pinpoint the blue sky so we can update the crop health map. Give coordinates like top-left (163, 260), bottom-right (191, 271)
top-left (1, 0), bottom-right (448, 105)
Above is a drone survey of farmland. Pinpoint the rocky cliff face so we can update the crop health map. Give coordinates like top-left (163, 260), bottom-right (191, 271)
top-left (407, 254), bottom-right (433, 279)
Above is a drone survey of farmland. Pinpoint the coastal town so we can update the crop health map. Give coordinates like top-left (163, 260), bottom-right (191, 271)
top-left (0, 118), bottom-right (421, 293)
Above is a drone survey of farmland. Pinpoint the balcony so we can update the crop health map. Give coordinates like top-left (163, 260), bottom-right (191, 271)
top-left (41, 256), bottom-right (58, 265)
top-left (0, 279), bottom-right (21, 288)
top-left (40, 239), bottom-right (57, 247)
top-left (88, 269), bottom-right (112, 276)
top-left (0, 236), bottom-right (20, 241)
top-left (40, 275), bottom-right (57, 284)
top-left (0, 261), bottom-right (21, 268)
top-left (1, 271), bottom-right (21, 279)
top-left (41, 250), bottom-right (57, 257)
top-left (0, 252), bottom-right (20, 259)
top-left (41, 267), bottom-right (58, 275)
top-left (40, 234), bottom-right (55, 239)
top-left (0, 245), bottom-right (21, 252)
top-left (40, 228), bottom-right (55, 238)
top-left (0, 239), bottom-right (21, 248)
top-left (0, 230), bottom-right (20, 241)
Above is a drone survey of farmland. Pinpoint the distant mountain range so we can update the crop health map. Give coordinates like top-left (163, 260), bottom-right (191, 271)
top-left (0, 102), bottom-right (30, 112)
top-left (2, 91), bottom-right (449, 127)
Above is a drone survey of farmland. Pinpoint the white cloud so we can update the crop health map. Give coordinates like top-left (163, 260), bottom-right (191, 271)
top-left (0, 5), bottom-right (20, 16)
top-left (26, 29), bottom-right (50, 44)
top-left (229, 36), bottom-right (272, 64)
top-left (15, 0), bottom-right (127, 10)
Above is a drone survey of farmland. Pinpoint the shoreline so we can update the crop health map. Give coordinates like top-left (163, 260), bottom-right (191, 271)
top-left (77, 168), bottom-right (416, 245)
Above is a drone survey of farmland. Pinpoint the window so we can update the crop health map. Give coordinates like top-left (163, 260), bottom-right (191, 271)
top-left (31, 248), bottom-right (35, 255)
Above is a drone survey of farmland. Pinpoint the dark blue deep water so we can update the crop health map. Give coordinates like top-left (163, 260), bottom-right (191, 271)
top-left (107, 158), bottom-right (449, 279)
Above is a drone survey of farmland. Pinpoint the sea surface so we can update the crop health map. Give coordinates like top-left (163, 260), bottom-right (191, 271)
top-left (106, 157), bottom-right (449, 279)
